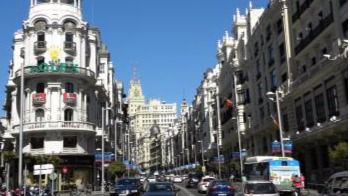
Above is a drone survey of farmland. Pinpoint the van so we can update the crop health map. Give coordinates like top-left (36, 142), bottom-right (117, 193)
top-left (321, 171), bottom-right (348, 196)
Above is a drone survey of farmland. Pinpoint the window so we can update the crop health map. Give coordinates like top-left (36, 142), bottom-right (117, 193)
top-left (258, 82), bottom-right (263, 101)
top-left (64, 109), bottom-right (73, 121)
top-left (315, 93), bottom-right (326, 122)
top-left (268, 45), bottom-right (274, 66)
top-left (295, 104), bottom-right (304, 130)
top-left (65, 57), bottom-right (73, 64)
top-left (270, 69), bottom-right (277, 91)
top-left (63, 20), bottom-right (76, 31)
top-left (276, 19), bottom-right (283, 34)
top-left (37, 32), bottom-right (45, 42)
top-left (279, 42), bottom-right (286, 64)
top-left (342, 19), bottom-right (348, 38)
top-left (65, 82), bottom-right (74, 93)
top-left (259, 107), bottom-right (265, 122)
top-left (35, 109), bottom-right (45, 122)
top-left (304, 99), bottom-right (314, 127)
top-left (36, 83), bottom-right (45, 93)
top-left (311, 57), bottom-right (317, 65)
top-left (65, 33), bottom-right (74, 42)
top-left (281, 73), bottom-right (287, 83)
top-left (266, 25), bottom-right (272, 41)
top-left (31, 137), bottom-right (44, 149)
top-left (34, 20), bottom-right (47, 31)
top-left (343, 71), bottom-right (348, 101)
top-left (326, 85), bottom-right (339, 117)
top-left (99, 63), bottom-right (105, 73)
top-left (63, 136), bottom-right (77, 148)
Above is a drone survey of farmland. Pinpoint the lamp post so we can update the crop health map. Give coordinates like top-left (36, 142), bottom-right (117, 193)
top-left (232, 72), bottom-right (244, 178)
top-left (266, 89), bottom-right (285, 157)
top-left (197, 140), bottom-right (205, 175)
top-left (101, 107), bottom-right (113, 193)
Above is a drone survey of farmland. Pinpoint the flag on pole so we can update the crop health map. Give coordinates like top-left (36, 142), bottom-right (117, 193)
top-left (224, 98), bottom-right (233, 109)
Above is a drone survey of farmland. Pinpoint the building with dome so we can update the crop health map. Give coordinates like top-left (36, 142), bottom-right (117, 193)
top-left (3, 0), bottom-right (122, 189)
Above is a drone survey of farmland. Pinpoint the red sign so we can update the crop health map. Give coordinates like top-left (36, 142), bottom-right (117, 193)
top-left (62, 167), bottom-right (68, 174)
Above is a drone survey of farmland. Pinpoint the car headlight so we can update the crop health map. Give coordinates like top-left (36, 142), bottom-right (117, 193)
top-left (120, 190), bottom-right (129, 194)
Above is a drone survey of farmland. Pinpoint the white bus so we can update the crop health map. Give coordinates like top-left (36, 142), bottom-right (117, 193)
top-left (244, 156), bottom-right (300, 192)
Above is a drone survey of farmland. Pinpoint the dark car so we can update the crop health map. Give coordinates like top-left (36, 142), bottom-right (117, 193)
top-left (142, 182), bottom-right (180, 196)
top-left (207, 180), bottom-right (235, 196)
top-left (111, 178), bottom-right (142, 196)
top-left (186, 177), bottom-right (200, 188)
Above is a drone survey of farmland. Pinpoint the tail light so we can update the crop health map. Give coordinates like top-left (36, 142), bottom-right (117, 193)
top-left (227, 185), bottom-right (235, 191)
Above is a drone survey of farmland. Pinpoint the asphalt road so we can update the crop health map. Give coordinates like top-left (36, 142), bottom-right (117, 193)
top-left (174, 181), bottom-right (204, 196)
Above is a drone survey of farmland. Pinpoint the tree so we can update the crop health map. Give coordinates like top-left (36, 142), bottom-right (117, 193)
top-left (107, 161), bottom-right (126, 178)
top-left (329, 142), bottom-right (348, 170)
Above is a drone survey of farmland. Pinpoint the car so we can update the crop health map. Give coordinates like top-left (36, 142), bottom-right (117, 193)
top-left (172, 176), bottom-right (183, 183)
top-left (111, 178), bottom-right (143, 196)
top-left (142, 182), bottom-right (180, 196)
top-left (239, 180), bottom-right (279, 196)
top-left (207, 180), bottom-right (235, 196)
top-left (185, 177), bottom-right (200, 188)
top-left (320, 171), bottom-right (348, 196)
top-left (197, 176), bottom-right (216, 193)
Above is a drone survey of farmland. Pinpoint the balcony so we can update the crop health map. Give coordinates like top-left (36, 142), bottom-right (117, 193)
top-left (295, 13), bottom-right (334, 55)
top-left (34, 41), bottom-right (47, 54)
top-left (64, 41), bottom-right (76, 55)
top-left (32, 93), bottom-right (46, 105)
top-left (12, 121), bottom-right (96, 133)
top-left (292, 0), bottom-right (314, 22)
top-left (64, 93), bottom-right (77, 104)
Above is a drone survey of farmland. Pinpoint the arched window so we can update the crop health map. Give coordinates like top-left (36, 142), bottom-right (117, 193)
top-left (63, 20), bottom-right (76, 31)
top-left (34, 20), bottom-right (47, 31)
top-left (35, 109), bottom-right (45, 122)
top-left (36, 83), bottom-right (45, 93)
top-left (65, 82), bottom-right (74, 93)
top-left (64, 109), bottom-right (73, 121)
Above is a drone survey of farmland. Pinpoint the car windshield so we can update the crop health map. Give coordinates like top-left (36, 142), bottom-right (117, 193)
top-left (245, 183), bottom-right (277, 194)
top-left (117, 179), bottom-right (139, 186)
top-left (214, 181), bottom-right (231, 186)
top-left (147, 183), bottom-right (174, 192)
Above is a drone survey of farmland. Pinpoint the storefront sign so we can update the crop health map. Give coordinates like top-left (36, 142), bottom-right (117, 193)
top-left (30, 62), bottom-right (78, 73)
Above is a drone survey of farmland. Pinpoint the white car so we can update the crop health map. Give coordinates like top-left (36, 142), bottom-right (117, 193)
top-left (197, 176), bottom-right (215, 193)
top-left (239, 180), bottom-right (279, 196)
top-left (173, 176), bottom-right (183, 183)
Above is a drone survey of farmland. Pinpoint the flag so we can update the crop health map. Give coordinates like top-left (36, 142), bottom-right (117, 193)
top-left (224, 98), bottom-right (233, 109)
top-left (270, 114), bottom-right (279, 129)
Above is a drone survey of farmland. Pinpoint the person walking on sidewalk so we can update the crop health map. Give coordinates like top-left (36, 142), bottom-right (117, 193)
top-left (292, 174), bottom-right (303, 196)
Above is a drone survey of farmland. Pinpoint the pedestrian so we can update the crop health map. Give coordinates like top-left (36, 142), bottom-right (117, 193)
top-left (292, 174), bottom-right (302, 196)
top-left (229, 173), bottom-right (235, 183)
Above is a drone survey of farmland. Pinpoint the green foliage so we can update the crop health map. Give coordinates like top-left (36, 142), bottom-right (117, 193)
top-left (329, 142), bottom-right (348, 169)
top-left (194, 165), bottom-right (203, 174)
top-left (3, 151), bottom-right (15, 162)
top-left (107, 161), bottom-right (126, 177)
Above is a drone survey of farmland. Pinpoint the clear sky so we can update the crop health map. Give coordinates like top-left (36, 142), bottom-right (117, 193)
top-left (0, 0), bottom-right (268, 115)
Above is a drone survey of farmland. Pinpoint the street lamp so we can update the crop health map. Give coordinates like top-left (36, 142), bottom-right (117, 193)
top-left (101, 106), bottom-right (113, 193)
top-left (197, 140), bottom-right (205, 175)
top-left (266, 89), bottom-right (285, 157)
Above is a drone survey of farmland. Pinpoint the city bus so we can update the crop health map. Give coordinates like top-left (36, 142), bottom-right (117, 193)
top-left (244, 156), bottom-right (300, 192)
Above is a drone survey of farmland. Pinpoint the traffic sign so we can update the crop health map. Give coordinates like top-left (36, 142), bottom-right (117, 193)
top-left (49, 172), bottom-right (58, 180)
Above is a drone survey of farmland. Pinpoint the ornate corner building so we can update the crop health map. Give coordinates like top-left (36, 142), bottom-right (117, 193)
top-left (4, 0), bottom-right (122, 189)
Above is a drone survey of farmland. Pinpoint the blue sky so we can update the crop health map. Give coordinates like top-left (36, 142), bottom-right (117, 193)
top-left (0, 0), bottom-right (268, 115)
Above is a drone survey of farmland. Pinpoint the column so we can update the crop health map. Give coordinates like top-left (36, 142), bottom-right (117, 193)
top-left (25, 88), bottom-right (31, 122)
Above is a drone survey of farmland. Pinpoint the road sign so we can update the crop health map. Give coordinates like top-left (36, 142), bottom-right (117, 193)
top-left (49, 172), bottom-right (58, 180)
top-left (34, 164), bottom-right (54, 175)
